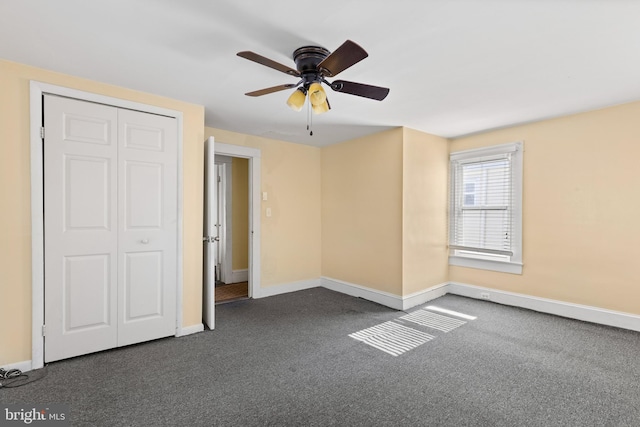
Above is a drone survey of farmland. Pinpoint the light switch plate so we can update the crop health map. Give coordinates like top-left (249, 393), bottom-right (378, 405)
top-left (262, 191), bottom-right (268, 201)
top-left (266, 207), bottom-right (272, 217)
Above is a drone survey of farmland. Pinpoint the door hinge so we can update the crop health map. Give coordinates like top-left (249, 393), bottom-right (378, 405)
top-left (40, 127), bottom-right (45, 139)
top-left (217, 175), bottom-right (221, 183)
top-left (42, 325), bottom-right (46, 337)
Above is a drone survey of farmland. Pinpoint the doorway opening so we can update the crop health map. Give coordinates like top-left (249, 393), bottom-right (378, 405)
top-left (203, 138), bottom-right (261, 330)
top-left (214, 155), bottom-right (250, 304)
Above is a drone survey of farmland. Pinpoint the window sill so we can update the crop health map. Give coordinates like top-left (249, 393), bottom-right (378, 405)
top-left (449, 255), bottom-right (523, 274)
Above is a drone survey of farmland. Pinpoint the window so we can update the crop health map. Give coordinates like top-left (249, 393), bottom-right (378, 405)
top-left (449, 142), bottom-right (523, 274)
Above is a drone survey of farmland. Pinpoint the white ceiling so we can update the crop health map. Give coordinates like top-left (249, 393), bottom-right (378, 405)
top-left (2, 0), bottom-right (640, 147)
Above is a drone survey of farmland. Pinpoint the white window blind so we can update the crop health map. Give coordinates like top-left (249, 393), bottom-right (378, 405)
top-left (449, 142), bottom-right (522, 264)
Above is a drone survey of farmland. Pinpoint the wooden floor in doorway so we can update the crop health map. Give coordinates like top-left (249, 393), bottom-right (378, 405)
top-left (215, 282), bottom-right (249, 303)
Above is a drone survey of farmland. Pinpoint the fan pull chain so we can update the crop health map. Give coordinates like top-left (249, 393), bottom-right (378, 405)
top-left (306, 97), bottom-right (313, 136)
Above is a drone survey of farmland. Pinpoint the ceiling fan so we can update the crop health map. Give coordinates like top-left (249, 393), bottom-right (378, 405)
top-left (237, 40), bottom-right (390, 115)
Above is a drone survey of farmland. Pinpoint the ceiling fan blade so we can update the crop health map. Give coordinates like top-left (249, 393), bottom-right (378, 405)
top-left (237, 51), bottom-right (300, 77)
top-left (245, 84), bottom-right (297, 97)
top-left (330, 80), bottom-right (390, 101)
top-left (318, 40), bottom-right (368, 77)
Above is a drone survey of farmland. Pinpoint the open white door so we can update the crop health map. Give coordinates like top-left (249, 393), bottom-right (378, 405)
top-left (203, 136), bottom-right (216, 329)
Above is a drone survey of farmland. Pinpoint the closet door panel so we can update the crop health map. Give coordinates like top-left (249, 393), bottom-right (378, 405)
top-left (117, 108), bottom-right (177, 346)
top-left (44, 96), bottom-right (118, 362)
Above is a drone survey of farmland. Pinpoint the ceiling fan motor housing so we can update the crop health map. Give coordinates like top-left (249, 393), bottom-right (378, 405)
top-left (293, 46), bottom-right (330, 86)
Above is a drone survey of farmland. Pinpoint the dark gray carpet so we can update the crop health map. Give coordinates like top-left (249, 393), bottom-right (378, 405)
top-left (3, 288), bottom-right (640, 426)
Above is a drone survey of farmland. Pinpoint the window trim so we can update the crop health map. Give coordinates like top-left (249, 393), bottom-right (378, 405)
top-left (449, 141), bottom-right (523, 275)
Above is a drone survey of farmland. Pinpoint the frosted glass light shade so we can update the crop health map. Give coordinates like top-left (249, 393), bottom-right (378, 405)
top-left (308, 82), bottom-right (327, 106)
top-left (312, 99), bottom-right (330, 114)
top-left (286, 88), bottom-right (306, 112)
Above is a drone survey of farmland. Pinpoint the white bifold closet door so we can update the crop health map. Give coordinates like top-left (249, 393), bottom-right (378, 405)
top-left (44, 95), bottom-right (177, 362)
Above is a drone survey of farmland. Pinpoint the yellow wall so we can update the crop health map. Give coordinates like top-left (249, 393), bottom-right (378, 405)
top-left (231, 157), bottom-right (249, 272)
top-left (205, 127), bottom-right (322, 287)
top-left (0, 60), bottom-right (204, 366)
top-left (321, 128), bottom-right (404, 294)
top-left (402, 128), bottom-right (449, 295)
top-left (449, 101), bottom-right (640, 314)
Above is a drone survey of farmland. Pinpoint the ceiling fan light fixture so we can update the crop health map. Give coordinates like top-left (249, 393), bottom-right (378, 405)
top-left (308, 82), bottom-right (327, 106)
top-left (286, 87), bottom-right (306, 112)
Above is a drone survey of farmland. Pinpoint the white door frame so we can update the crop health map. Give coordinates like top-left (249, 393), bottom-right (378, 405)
top-left (213, 143), bottom-right (261, 298)
top-left (29, 81), bottom-right (185, 370)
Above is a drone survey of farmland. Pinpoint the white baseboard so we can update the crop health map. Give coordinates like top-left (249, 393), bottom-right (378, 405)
top-left (320, 277), bottom-right (449, 311)
top-left (448, 282), bottom-right (640, 333)
top-left (401, 283), bottom-right (450, 310)
top-left (232, 269), bottom-right (249, 283)
top-left (255, 278), bottom-right (320, 299)
top-left (176, 323), bottom-right (204, 337)
top-left (320, 277), bottom-right (404, 310)
top-left (1, 360), bottom-right (33, 373)
top-left (317, 278), bottom-right (640, 333)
